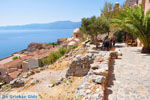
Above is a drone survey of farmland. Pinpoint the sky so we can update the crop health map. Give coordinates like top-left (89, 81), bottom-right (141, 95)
top-left (0, 0), bottom-right (125, 26)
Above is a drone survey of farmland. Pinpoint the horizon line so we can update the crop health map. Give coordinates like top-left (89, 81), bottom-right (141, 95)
top-left (0, 20), bottom-right (81, 27)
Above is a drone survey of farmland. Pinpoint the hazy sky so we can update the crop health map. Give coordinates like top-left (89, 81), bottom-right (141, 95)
top-left (0, 0), bottom-right (125, 26)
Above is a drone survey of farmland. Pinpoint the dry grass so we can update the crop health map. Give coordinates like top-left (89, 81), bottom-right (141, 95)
top-left (48, 60), bottom-right (70, 71)
top-left (35, 77), bottom-right (83, 100)
top-left (6, 43), bottom-right (87, 100)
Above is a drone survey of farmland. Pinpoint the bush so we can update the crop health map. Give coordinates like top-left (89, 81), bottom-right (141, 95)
top-left (40, 45), bottom-right (78, 66)
top-left (58, 47), bottom-right (67, 56)
top-left (66, 45), bottom-right (78, 53)
top-left (47, 42), bottom-right (59, 46)
top-left (12, 56), bottom-right (18, 60)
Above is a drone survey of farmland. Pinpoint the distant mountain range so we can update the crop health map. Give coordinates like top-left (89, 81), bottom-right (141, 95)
top-left (0, 21), bottom-right (81, 30)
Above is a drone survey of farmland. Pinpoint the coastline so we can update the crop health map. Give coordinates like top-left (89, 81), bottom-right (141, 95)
top-left (0, 29), bottom-right (74, 59)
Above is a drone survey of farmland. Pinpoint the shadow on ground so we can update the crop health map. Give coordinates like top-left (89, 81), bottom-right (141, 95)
top-left (133, 48), bottom-right (150, 56)
top-left (104, 58), bottom-right (116, 100)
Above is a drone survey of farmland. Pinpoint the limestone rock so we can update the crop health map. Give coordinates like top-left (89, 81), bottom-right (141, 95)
top-left (66, 53), bottom-right (94, 77)
top-left (48, 84), bottom-right (54, 88)
top-left (30, 79), bottom-right (39, 85)
top-left (10, 78), bottom-right (24, 87)
top-left (92, 76), bottom-right (105, 84)
top-left (90, 62), bottom-right (101, 70)
top-left (93, 68), bottom-right (108, 76)
top-left (94, 57), bottom-right (104, 63)
top-left (56, 77), bottom-right (64, 85)
top-left (89, 93), bottom-right (102, 100)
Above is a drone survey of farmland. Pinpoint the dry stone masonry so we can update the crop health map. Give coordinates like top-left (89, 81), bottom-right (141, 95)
top-left (66, 53), bottom-right (95, 77)
top-left (66, 42), bottom-right (119, 100)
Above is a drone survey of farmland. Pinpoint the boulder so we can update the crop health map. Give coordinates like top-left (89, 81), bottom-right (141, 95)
top-left (10, 78), bottom-right (24, 87)
top-left (93, 68), bottom-right (108, 76)
top-left (66, 53), bottom-right (94, 77)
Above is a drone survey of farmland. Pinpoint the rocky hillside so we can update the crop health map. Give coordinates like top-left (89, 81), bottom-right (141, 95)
top-left (0, 41), bottom-right (120, 100)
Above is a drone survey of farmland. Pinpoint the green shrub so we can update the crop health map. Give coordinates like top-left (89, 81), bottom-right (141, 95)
top-left (40, 45), bottom-right (78, 66)
top-left (58, 47), bottom-right (67, 56)
top-left (12, 56), bottom-right (18, 60)
top-left (47, 42), bottom-right (59, 46)
top-left (66, 45), bottom-right (78, 53)
top-left (69, 45), bottom-right (78, 49)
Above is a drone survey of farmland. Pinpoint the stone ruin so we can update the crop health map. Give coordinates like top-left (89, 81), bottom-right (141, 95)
top-left (65, 42), bottom-right (120, 100)
top-left (66, 53), bottom-right (95, 77)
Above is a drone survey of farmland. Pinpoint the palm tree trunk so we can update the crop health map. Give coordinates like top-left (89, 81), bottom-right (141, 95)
top-left (141, 46), bottom-right (150, 53)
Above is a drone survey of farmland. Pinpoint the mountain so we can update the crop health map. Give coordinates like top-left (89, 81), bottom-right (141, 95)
top-left (0, 21), bottom-right (81, 30)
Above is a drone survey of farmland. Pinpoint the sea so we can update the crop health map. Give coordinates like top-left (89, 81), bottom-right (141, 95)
top-left (0, 29), bottom-right (74, 59)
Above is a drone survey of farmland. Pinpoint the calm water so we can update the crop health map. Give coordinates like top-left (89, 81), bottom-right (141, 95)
top-left (0, 29), bottom-right (74, 59)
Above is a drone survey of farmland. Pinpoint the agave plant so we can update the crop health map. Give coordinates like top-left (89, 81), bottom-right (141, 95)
top-left (113, 5), bottom-right (150, 53)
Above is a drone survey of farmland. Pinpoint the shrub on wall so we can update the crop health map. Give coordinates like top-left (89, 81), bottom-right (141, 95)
top-left (12, 56), bottom-right (18, 60)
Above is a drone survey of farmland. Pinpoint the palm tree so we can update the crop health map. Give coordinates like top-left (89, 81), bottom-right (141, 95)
top-left (112, 5), bottom-right (150, 53)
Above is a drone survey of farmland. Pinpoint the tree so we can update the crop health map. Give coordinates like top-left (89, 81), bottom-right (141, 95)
top-left (112, 5), bottom-right (150, 53)
top-left (80, 16), bottom-right (110, 48)
top-left (101, 2), bottom-right (113, 18)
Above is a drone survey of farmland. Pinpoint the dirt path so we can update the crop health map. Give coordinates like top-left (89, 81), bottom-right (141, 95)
top-left (107, 44), bottom-right (150, 100)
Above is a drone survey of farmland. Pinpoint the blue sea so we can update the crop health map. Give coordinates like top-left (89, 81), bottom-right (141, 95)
top-left (0, 29), bottom-right (74, 59)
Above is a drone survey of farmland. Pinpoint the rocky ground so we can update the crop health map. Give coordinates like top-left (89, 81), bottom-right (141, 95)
top-left (0, 44), bottom-right (88, 100)
top-left (1, 43), bottom-right (149, 100)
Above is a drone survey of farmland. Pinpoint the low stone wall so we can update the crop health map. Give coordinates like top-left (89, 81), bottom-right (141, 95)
top-left (75, 51), bottom-right (118, 100)
top-left (65, 43), bottom-right (120, 100)
top-left (75, 51), bottom-right (110, 100)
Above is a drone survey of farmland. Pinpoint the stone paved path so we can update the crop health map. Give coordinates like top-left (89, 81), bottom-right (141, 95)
top-left (107, 44), bottom-right (150, 100)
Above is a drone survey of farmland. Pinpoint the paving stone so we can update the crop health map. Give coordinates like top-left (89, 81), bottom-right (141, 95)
top-left (108, 44), bottom-right (150, 100)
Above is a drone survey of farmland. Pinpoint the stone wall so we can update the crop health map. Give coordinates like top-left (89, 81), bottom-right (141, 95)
top-left (66, 53), bottom-right (95, 77)
top-left (28, 59), bottom-right (39, 70)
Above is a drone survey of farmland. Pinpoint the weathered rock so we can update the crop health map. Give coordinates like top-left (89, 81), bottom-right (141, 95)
top-left (66, 53), bottom-right (94, 77)
top-left (56, 77), bottom-right (64, 85)
top-left (30, 79), bottom-right (39, 85)
top-left (85, 89), bottom-right (91, 94)
top-left (92, 76), bottom-right (105, 84)
top-left (48, 84), bottom-right (54, 88)
top-left (26, 43), bottom-right (46, 53)
top-left (10, 78), bottom-right (24, 87)
top-left (90, 62), bottom-right (101, 70)
top-left (76, 89), bottom-right (86, 98)
top-left (22, 73), bottom-right (28, 78)
top-left (93, 68), bottom-right (108, 76)
top-left (89, 93), bottom-right (102, 100)
top-left (88, 50), bottom-right (99, 54)
top-left (94, 57), bottom-right (104, 63)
